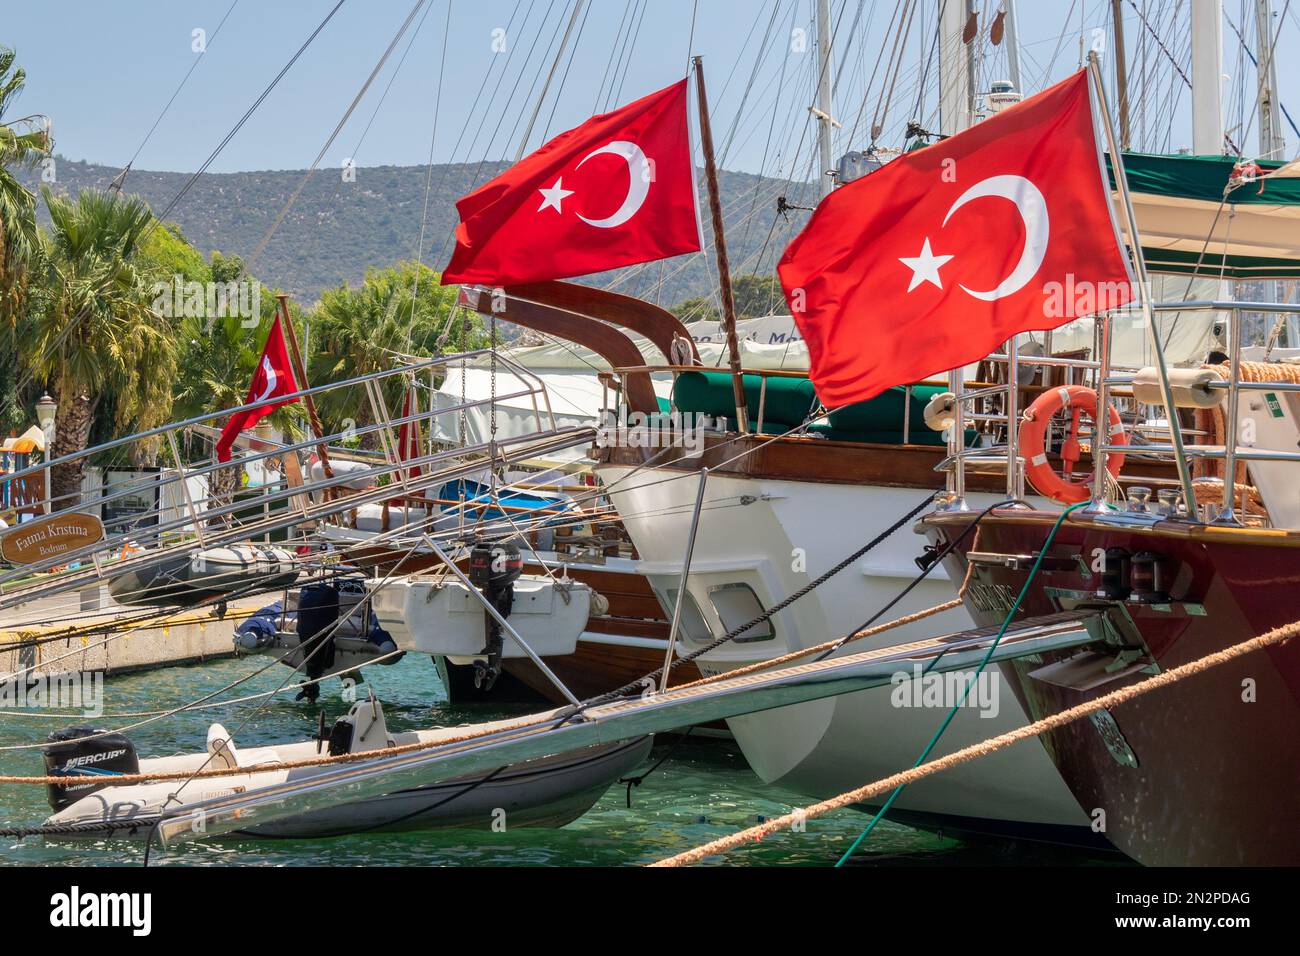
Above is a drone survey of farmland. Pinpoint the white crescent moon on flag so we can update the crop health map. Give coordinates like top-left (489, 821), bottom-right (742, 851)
top-left (254, 356), bottom-right (278, 404)
top-left (575, 140), bottom-right (651, 229)
top-left (942, 174), bottom-right (1049, 301)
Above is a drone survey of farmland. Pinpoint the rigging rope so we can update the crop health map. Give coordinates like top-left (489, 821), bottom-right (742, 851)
top-left (835, 500), bottom-right (1083, 866)
top-left (651, 612), bottom-right (1300, 866)
top-left (564, 490), bottom-right (942, 713)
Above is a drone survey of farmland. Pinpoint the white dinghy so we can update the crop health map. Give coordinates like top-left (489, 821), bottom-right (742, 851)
top-left (40, 699), bottom-right (651, 839)
top-left (369, 540), bottom-right (593, 692)
top-left (372, 576), bottom-right (592, 660)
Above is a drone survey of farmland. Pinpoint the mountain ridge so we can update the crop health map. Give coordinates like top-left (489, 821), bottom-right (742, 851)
top-left (20, 156), bottom-right (815, 305)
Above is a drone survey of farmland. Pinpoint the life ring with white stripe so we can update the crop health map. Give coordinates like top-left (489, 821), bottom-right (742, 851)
top-left (1018, 385), bottom-right (1127, 504)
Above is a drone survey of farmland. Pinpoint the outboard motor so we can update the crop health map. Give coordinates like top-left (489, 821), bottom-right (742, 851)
top-left (467, 539), bottom-right (523, 691)
top-left (296, 582), bottom-right (341, 702)
top-left (43, 726), bottom-right (140, 811)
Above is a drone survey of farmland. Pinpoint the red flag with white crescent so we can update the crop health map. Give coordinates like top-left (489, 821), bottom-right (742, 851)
top-left (441, 79), bottom-right (701, 287)
top-left (215, 316), bottom-right (300, 463)
top-left (778, 70), bottom-right (1133, 408)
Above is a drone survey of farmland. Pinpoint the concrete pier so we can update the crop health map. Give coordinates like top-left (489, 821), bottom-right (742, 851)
top-left (0, 586), bottom-right (268, 678)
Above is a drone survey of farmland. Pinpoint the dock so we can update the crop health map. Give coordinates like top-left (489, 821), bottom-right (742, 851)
top-left (0, 588), bottom-right (265, 678)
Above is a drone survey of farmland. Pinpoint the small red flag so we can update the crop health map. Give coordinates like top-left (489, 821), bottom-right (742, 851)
top-left (396, 383), bottom-right (422, 479)
top-left (778, 70), bottom-right (1132, 408)
top-left (442, 79), bottom-right (701, 287)
top-left (215, 316), bottom-right (300, 463)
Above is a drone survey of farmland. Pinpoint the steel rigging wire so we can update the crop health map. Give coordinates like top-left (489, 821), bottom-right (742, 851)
top-left (15, 0), bottom-right (349, 399)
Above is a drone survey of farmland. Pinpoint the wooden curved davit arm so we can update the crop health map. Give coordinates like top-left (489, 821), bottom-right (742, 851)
top-left (457, 286), bottom-right (660, 414)
top-left (504, 280), bottom-right (700, 364)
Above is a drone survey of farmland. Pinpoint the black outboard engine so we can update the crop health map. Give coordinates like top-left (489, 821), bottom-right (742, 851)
top-left (467, 539), bottom-right (523, 691)
top-left (296, 581), bottom-right (341, 702)
top-left (43, 726), bottom-right (140, 811)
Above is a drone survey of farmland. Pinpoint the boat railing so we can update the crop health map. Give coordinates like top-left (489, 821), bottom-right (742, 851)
top-left (941, 299), bottom-right (1300, 527)
top-left (0, 349), bottom-right (584, 609)
top-left (1097, 300), bottom-right (1300, 525)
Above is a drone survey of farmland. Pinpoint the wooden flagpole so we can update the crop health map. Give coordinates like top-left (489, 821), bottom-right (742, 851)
top-left (276, 293), bottom-right (334, 480)
top-left (693, 56), bottom-right (750, 435)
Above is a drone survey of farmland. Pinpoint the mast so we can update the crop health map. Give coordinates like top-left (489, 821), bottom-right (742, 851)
top-left (965, 0), bottom-right (979, 124)
top-left (939, 0), bottom-right (973, 134)
top-left (1256, 0), bottom-right (1285, 158)
top-left (1004, 0), bottom-right (1023, 93)
top-left (815, 0), bottom-right (835, 197)
top-left (693, 57), bottom-right (750, 436)
top-left (1191, 0), bottom-right (1225, 154)
top-left (1110, 0), bottom-right (1131, 149)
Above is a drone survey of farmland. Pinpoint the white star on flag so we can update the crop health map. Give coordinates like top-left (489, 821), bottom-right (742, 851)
top-left (899, 237), bottom-right (954, 292)
top-left (537, 178), bottom-right (575, 214)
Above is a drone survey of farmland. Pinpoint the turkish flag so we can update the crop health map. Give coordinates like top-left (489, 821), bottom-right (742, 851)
top-left (778, 70), bottom-right (1133, 408)
top-left (441, 79), bottom-right (701, 287)
top-left (215, 316), bottom-right (300, 463)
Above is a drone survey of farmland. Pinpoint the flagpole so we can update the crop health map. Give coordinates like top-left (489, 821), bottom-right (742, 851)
top-left (276, 293), bottom-right (335, 481)
top-left (693, 56), bottom-right (750, 435)
top-left (1086, 52), bottom-right (1197, 513)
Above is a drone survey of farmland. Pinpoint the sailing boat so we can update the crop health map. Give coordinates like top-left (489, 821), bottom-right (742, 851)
top-left (590, 0), bottom-right (1245, 846)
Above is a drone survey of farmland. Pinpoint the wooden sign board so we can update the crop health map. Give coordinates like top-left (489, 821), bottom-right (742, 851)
top-left (0, 512), bottom-right (106, 565)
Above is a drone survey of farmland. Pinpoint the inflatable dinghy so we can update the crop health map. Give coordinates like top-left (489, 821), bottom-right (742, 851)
top-left (108, 544), bottom-right (298, 607)
top-left (41, 701), bottom-right (652, 839)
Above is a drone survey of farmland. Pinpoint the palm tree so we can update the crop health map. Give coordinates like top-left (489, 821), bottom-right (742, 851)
top-left (0, 46), bottom-right (50, 430)
top-left (21, 188), bottom-right (177, 509)
top-left (308, 262), bottom-right (476, 440)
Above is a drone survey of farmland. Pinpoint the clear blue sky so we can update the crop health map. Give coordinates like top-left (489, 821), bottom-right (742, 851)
top-left (3, 1), bottom-right (1296, 177)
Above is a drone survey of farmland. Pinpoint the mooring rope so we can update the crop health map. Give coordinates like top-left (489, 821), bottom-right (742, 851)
top-left (0, 711), bottom-right (562, 787)
top-left (648, 617), bottom-right (1300, 867)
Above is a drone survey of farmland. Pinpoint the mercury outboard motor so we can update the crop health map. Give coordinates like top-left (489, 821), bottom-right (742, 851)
top-left (43, 726), bottom-right (139, 811)
top-left (467, 539), bottom-right (523, 691)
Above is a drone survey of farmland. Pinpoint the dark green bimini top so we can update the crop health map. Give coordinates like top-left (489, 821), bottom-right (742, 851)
top-left (1108, 152), bottom-right (1300, 279)
top-left (672, 371), bottom-right (971, 447)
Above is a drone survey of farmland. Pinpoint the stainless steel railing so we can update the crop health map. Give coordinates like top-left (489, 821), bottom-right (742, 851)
top-left (0, 348), bottom-right (576, 607)
top-left (939, 299), bottom-right (1300, 527)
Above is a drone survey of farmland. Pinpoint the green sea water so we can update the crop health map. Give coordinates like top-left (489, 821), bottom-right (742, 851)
top-left (0, 654), bottom-right (1114, 867)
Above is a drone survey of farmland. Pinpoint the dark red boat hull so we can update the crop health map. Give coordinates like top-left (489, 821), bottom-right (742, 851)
top-left (923, 510), bottom-right (1300, 866)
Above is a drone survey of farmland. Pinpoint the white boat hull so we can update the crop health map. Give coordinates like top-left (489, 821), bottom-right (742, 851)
top-left (597, 463), bottom-right (1091, 837)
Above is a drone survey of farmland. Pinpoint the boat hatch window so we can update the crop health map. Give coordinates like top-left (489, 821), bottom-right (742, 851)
top-left (662, 588), bottom-right (713, 644)
top-left (707, 583), bottom-right (775, 643)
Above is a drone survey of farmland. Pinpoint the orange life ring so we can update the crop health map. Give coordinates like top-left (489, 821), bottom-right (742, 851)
top-left (1018, 385), bottom-right (1127, 504)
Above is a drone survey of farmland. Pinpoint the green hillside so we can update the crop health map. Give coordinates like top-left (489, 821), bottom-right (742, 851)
top-left (21, 157), bottom-right (814, 306)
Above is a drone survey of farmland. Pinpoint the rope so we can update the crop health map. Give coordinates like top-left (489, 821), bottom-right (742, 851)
top-left (1192, 361), bottom-right (1300, 508)
top-left (0, 817), bottom-right (161, 839)
top-left (650, 616), bottom-right (1300, 867)
top-left (835, 501), bottom-right (1081, 865)
top-left (0, 712), bottom-right (560, 787)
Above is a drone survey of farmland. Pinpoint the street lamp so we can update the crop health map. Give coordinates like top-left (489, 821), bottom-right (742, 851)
top-left (35, 393), bottom-right (57, 435)
top-left (35, 393), bottom-right (56, 513)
